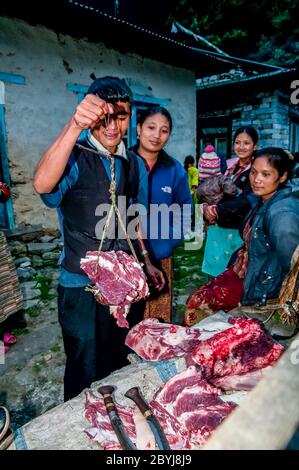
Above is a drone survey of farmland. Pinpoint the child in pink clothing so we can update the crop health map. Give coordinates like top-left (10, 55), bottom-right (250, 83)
top-left (197, 145), bottom-right (239, 206)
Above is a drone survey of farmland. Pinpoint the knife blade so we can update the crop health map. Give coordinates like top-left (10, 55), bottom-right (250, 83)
top-left (125, 387), bottom-right (171, 450)
top-left (98, 385), bottom-right (137, 450)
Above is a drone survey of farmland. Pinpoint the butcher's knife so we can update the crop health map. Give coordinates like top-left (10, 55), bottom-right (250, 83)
top-left (125, 387), bottom-right (171, 450)
top-left (98, 385), bottom-right (137, 450)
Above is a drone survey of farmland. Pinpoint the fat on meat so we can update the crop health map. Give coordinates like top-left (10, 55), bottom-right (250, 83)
top-left (150, 367), bottom-right (236, 449)
top-left (125, 318), bottom-right (201, 361)
top-left (80, 250), bottom-right (149, 328)
top-left (192, 318), bottom-right (284, 386)
top-left (84, 367), bottom-right (236, 451)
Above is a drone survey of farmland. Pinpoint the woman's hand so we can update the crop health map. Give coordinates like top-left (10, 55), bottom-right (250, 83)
top-left (203, 204), bottom-right (218, 225)
top-left (143, 257), bottom-right (166, 291)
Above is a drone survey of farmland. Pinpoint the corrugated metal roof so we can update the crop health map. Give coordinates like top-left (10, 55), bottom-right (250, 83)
top-left (197, 68), bottom-right (294, 90)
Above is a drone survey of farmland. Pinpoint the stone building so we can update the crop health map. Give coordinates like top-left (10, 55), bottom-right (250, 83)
top-left (197, 68), bottom-right (299, 158)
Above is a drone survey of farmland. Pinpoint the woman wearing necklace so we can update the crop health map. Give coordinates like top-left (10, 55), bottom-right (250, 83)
top-left (184, 147), bottom-right (299, 326)
top-left (130, 106), bottom-right (192, 323)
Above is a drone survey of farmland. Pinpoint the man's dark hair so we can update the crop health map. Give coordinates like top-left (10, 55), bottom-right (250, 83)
top-left (87, 76), bottom-right (133, 103)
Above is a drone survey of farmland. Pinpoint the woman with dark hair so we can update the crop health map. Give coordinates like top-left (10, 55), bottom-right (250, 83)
top-left (130, 106), bottom-right (192, 322)
top-left (201, 126), bottom-right (259, 277)
top-left (184, 147), bottom-right (299, 326)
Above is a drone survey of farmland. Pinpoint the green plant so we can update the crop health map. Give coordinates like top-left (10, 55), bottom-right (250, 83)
top-left (26, 306), bottom-right (40, 318)
top-left (50, 344), bottom-right (61, 353)
top-left (33, 275), bottom-right (54, 301)
top-left (12, 327), bottom-right (30, 336)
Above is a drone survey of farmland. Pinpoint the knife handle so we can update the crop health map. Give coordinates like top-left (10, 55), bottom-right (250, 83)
top-left (125, 387), bottom-right (150, 416)
top-left (98, 385), bottom-right (117, 412)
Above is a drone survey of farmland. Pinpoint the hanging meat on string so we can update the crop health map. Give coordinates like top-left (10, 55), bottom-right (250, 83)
top-left (80, 250), bottom-right (149, 328)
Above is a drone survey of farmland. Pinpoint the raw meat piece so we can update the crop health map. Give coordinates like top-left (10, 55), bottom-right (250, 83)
top-left (84, 390), bottom-right (136, 450)
top-left (192, 318), bottom-right (284, 384)
top-left (80, 250), bottom-right (149, 328)
top-left (125, 318), bottom-right (201, 361)
top-left (212, 366), bottom-right (273, 391)
top-left (84, 368), bottom-right (235, 450)
top-left (150, 367), bottom-right (236, 449)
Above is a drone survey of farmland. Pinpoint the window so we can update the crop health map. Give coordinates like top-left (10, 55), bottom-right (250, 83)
top-left (198, 116), bottom-right (232, 165)
top-left (128, 94), bottom-right (171, 148)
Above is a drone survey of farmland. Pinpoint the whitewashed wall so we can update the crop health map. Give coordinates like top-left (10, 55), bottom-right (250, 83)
top-left (0, 17), bottom-right (196, 228)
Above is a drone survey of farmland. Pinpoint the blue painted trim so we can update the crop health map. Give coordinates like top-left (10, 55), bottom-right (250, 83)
top-left (0, 73), bottom-right (25, 85)
top-left (0, 104), bottom-right (15, 228)
top-left (133, 93), bottom-right (171, 106)
top-left (128, 96), bottom-right (172, 147)
top-left (66, 83), bottom-right (88, 94)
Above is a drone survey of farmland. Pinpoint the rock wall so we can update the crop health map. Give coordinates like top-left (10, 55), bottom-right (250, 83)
top-left (232, 91), bottom-right (292, 148)
top-left (6, 227), bottom-right (61, 310)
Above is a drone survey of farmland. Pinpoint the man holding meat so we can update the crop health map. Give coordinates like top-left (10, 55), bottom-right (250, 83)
top-left (33, 77), bottom-right (164, 401)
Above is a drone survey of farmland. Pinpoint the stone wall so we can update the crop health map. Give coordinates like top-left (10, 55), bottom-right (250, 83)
top-left (6, 226), bottom-right (61, 311)
top-left (198, 87), bottom-right (299, 152)
top-left (232, 91), bottom-right (293, 148)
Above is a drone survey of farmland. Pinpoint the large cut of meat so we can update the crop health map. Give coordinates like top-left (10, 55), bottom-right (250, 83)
top-left (125, 318), bottom-right (201, 361)
top-left (150, 366), bottom-right (236, 449)
top-left (84, 367), bottom-right (236, 450)
top-left (192, 318), bottom-right (284, 385)
top-left (84, 390), bottom-right (136, 450)
top-left (80, 250), bottom-right (149, 328)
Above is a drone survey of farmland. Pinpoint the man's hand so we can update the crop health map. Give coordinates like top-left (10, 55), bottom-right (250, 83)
top-left (71, 94), bottom-right (114, 130)
top-left (143, 258), bottom-right (166, 291)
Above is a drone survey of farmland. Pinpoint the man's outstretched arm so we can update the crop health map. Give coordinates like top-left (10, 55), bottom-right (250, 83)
top-left (33, 94), bottom-right (112, 193)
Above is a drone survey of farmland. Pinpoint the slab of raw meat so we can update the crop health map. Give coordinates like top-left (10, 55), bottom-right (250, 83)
top-left (80, 250), bottom-right (149, 327)
top-left (192, 318), bottom-right (284, 386)
top-left (84, 368), bottom-right (235, 450)
top-left (150, 366), bottom-right (236, 449)
top-left (84, 390), bottom-right (136, 450)
top-left (125, 318), bottom-right (201, 361)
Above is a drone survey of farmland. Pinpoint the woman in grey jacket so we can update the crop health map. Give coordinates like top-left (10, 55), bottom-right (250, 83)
top-left (184, 147), bottom-right (299, 326)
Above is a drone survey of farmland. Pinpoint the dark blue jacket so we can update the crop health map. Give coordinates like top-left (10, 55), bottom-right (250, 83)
top-left (131, 146), bottom-right (192, 261)
top-left (242, 186), bottom-right (299, 304)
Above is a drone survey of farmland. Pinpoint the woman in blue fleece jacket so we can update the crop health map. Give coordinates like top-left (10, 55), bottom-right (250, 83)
top-left (130, 106), bottom-right (192, 322)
